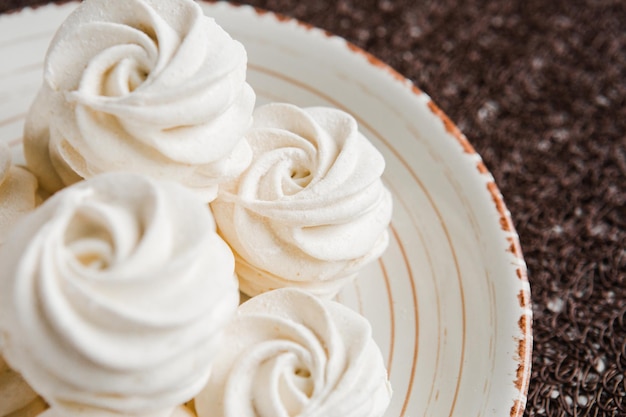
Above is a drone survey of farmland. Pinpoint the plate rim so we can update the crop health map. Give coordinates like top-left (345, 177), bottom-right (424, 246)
top-left (204, 2), bottom-right (532, 415)
top-left (0, 1), bottom-right (533, 415)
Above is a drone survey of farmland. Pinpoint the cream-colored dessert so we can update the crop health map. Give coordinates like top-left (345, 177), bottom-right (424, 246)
top-left (24, 0), bottom-right (255, 202)
top-left (194, 288), bottom-right (392, 417)
top-left (0, 172), bottom-right (239, 417)
top-left (0, 145), bottom-right (42, 414)
top-left (0, 144), bottom-right (39, 245)
top-left (211, 103), bottom-right (393, 298)
top-left (4, 0), bottom-right (396, 413)
top-left (37, 405), bottom-right (194, 417)
top-left (0, 356), bottom-right (41, 417)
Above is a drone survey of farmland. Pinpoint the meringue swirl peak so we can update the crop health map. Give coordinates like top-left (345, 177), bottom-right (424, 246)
top-left (24, 0), bottom-right (255, 201)
top-left (195, 288), bottom-right (392, 417)
top-left (211, 103), bottom-right (393, 298)
top-left (0, 172), bottom-right (239, 416)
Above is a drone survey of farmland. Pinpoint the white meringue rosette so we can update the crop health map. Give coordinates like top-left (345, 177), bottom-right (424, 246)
top-left (0, 172), bottom-right (239, 417)
top-left (36, 405), bottom-right (194, 417)
top-left (194, 288), bottom-right (392, 417)
top-left (211, 103), bottom-right (393, 298)
top-left (0, 144), bottom-right (39, 245)
top-left (24, 0), bottom-right (255, 201)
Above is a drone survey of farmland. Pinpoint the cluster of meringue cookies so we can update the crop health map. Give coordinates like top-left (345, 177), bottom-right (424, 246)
top-left (0, 1), bottom-right (394, 417)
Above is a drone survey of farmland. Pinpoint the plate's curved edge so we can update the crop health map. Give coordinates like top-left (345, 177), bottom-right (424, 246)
top-left (205, 1), bottom-right (533, 415)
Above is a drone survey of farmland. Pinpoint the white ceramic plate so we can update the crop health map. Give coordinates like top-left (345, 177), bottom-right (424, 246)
top-left (0, 2), bottom-right (532, 416)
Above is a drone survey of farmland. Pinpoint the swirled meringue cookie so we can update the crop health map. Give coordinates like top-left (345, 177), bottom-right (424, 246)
top-left (0, 172), bottom-right (239, 416)
top-left (0, 356), bottom-right (42, 417)
top-left (24, 0), bottom-right (255, 201)
top-left (0, 144), bottom-right (39, 245)
top-left (211, 103), bottom-right (393, 298)
top-left (37, 404), bottom-right (194, 417)
top-left (194, 288), bottom-right (392, 417)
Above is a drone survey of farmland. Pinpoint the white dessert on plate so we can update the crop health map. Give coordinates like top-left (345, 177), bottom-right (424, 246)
top-left (0, 144), bottom-right (43, 417)
top-left (0, 144), bottom-right (39, 245)
top-left (1, 0), bottom-right (395, 414)
top-left (24, 0), bottom-right (255, 202)
top-left (0, 172), bottom-right (239, 417)
top-left (37, 405), bottom-right (194, 417)
top-left (194, 287), bottom-right (392, 417)
top-left (211, 103), bottom-right (393, 298)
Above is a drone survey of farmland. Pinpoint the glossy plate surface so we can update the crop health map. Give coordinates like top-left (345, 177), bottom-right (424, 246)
top-left (0, 2), bottom-right (532, 416)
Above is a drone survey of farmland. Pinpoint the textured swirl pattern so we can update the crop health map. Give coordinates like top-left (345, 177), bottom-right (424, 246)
top-left (194, 288), bottom-right (392, 417)
top-left (211, 103), bottom-right (393, 298)
top-left (38, 405), bottom-right (194, 417)
top-left (0, 144), bottom-right (38, 245)
top-left (24, 0), bottom-right (255, 201)
top-left (0, 172), bottom-right (239, 416)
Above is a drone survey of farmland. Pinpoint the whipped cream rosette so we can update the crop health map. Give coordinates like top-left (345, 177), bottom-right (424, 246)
top-left (0, 172), bottom-right (239, 417)
top-left (37, 405), bottom-right (194, 417)
top-left (211, 103), bottom-right (393, 298)
top-left (0, 144), bottom-right (39, 245)
top-left (194, 288), bottom-right (392, 417)
top-left (24, 0), bottom-right (255, 201)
